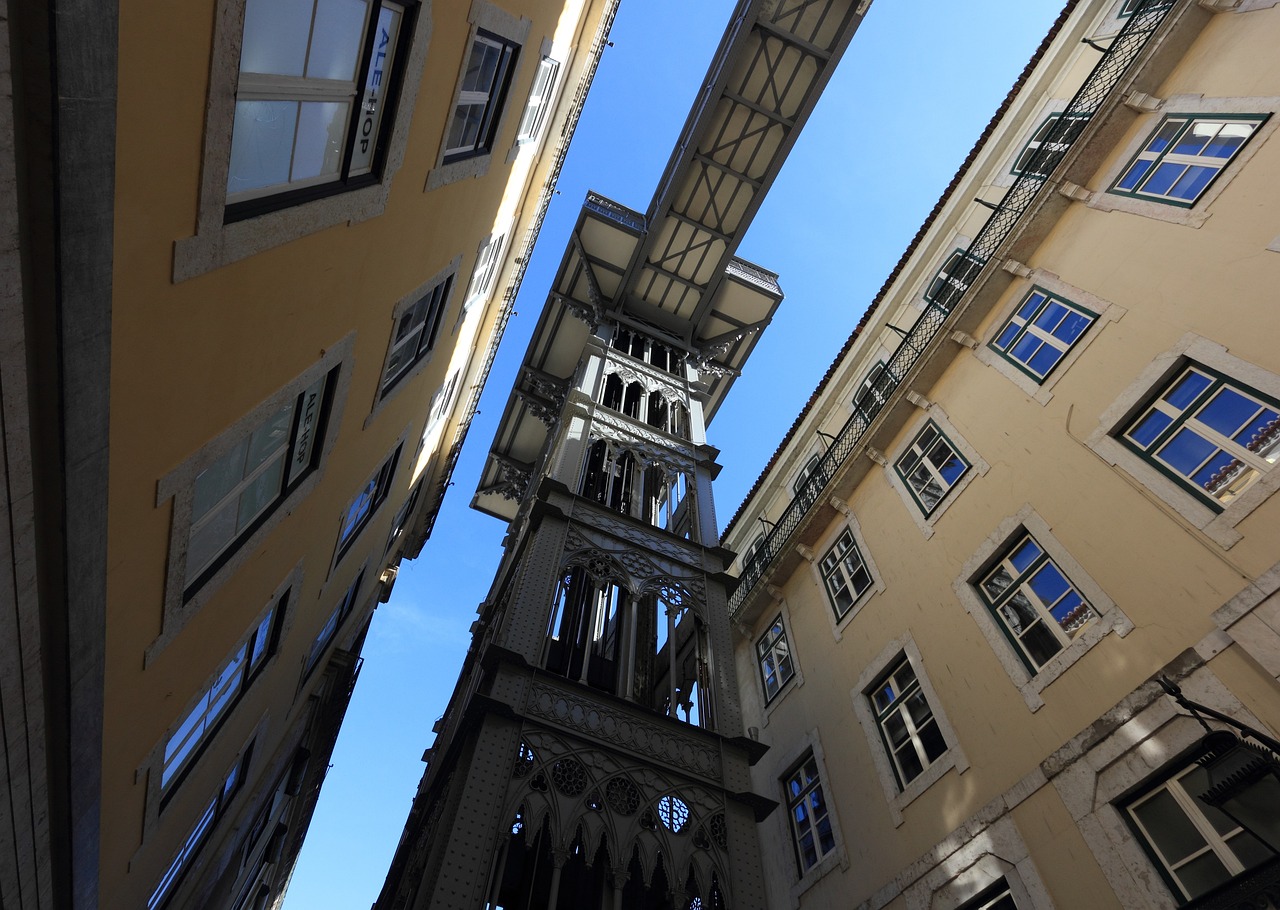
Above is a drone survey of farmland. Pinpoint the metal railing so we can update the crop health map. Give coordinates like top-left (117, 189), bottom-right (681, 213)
top-left (727, 0), bottom-right (1178, 619)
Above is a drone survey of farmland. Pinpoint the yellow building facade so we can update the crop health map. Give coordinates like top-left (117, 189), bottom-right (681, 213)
top-left (723, 1), bottom-right (1280, 908)
top-left (1, 0), bottom-right (617, 907)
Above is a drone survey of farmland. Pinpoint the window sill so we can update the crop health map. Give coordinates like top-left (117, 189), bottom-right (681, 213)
top-left (425, 153), bottom-right (494, 192)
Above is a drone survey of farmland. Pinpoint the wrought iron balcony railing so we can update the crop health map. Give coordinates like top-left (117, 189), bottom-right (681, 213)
top-left (727, 0), bottom-right (1178, 620)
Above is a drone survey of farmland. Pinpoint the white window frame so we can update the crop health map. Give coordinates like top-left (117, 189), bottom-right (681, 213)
top-left (973, 271), bottom-right (1125, 405)
top-left (1086, 95), bottom-right (1280, 229)
top-left (153, 337), bottom-right (354, 659)
top-left (1008, 111), bottom-right (1090, 179)
top-left (806, 511), bottom-right (884, 639)
top-left (516, 54), bottom-right (560, 145)
top-left (766, 730), bottom-right (849, 900)
top-left (1123, 761), bottom-right (1274, 903)
top-left (852, 359), bottom-right (892, 422)
top-left (173, 0), bottom-right (432, 281)
top-left (819, 528), bottom-right (873, 621)
top-left (1085, 333), bottom-right (1280, 549)
top-left (955, 506), bottom-right (1130, 712)
top-left (852, 634), bottom-right (969, 825)
top-left (1053, 664), bottom-right (1275, 910)
top-left (924, 248), bottom-right (985, 311)
top-left (443, 31), bottom-right (518, 161)
top-left (225, 0), bottom-right (411, 209)
top-left (458, 231), bottom-right (509, 329)
top-left (756, 613), bottom-right (797, 704)
top-left (421, 369), bottom-right (462, 457)
top-left (425, 0), bottom-right (531, 190)
top-left (885, 405), bottom-right (988, 538)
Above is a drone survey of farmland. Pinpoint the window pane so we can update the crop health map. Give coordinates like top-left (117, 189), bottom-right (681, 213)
top-left (192, 439), bottom-right (249, 524)
top-left (306, 0), bottom-right (370, 81)
top-left (1178, 850), bottom-right (1232, 897)
top-left (1127, 409), bottom-right (1172, 447)
top-left (1169, 165), bottom-right (1215, 201)
top-left (1165, 370), bottom-right (1213, 409)
top-left (1021, 618), bottom-right (1063, 667)
top-left (236, 454), bottom-right (286, 532)
top-left (229, 100), bottom-right (300, 195)
top-left (291, 101), bottom-right (349, 182)
top-left (1133, 789), bottom-right (1208, 863)
top-left (240, 0), bottom-right (312, 76)
top-left (1198, 387), bottom-right (1260, 437)
top-left (1157, 428), bottom-right (1217, 476)
top-left (187, 500), bottom-right (239, 580)
top-left (244, 402), bottom-right (294, 475)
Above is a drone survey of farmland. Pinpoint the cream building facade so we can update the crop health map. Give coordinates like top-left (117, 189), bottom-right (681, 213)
top-left (0, 0), bottom-right (617, 907)
top-left (722, 0), bottom-right (1280, 908)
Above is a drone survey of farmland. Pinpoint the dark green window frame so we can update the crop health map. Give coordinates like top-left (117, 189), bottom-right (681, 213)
top-left (1118, 364), bottom-right (1280, 513)
top-left (976, 532), bottom-right (1097, 674)
top-left (989, 287), bottom-right (1097, 383)
top-left (1010, 112), bottom-right (1090, 178)
top-left (893, 421), bottom-right (971, 517)
top-left (1109, 113), bottom-right (1268, 208)
top-left (924, 249), bottom-right (985, 311)
top-left (756, 615), bottom-right (795, 704)
top-left (868, 656), bottom-right (947, 790)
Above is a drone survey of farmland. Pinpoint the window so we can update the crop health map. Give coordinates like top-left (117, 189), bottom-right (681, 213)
top-left (463, 233), bottom-right (507, 318)
top-left (1110, 114), bottom-right (1266, 207)
top-left (989, 288), bottom-right (1096, 383)
top-left (305, 569), bottom-right (366, 677)
top-left (793, 453), bottom-right (823, 510)
top-left (444, 31), bottom-right (518, 161)
top-left (853, 361), bottom-right (892, 422)
top-left (924, 249), bottom-right (984, 310)
top-left (783, 754), bottom-right (836, 873)
top-left (819, 528), bottom-right (872, 620)
top-left (422, 370), bottom-right (462, 449)
top-left (380, 274), bottom-right (453, 400)
top-left (1121, 365), bottom-right (1280, 511)
top-left (161, 594), bottom-right (286, 800)
top-left (385, 481), bottom-right (422, 555)
top-left (894, 421), bottom-right (971, 517)
top-left (335, 443), bottom-right (402, 564)
top-left (1123, 758), bottom-right (1275, 903)
top-left (977, 533), bottom-right (1097, 673)
top-left (150, 743), bottom-right (254, 910)
top-left (869, 656), bottom-right (948, 789)
top-left (756, 616), bottom-right (795, 702)
top-left (227, 0), bottom-right (412, 218)
top-left (517, 56), bottom-right (560, 144)
top-left (1010, 113), bottom-right (1088, 178)
top-left (958, 880), bottom-right (1017, 910)
top-left (187, 368), bottom-right (337, 596)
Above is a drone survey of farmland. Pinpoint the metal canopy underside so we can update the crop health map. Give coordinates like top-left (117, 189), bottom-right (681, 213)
top-left (474, 0), bottom-right (870, 522)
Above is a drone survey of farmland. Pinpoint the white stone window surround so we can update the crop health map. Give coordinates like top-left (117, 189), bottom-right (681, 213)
top-left (136, 565), bottom-right (300, 837)
top-left (899, 816), bottom-right (1057, 910)
top-left (884, 403), bottom-right (989, 540)
top-left (1212, 556), bottom-right (1280, 687)
top-left (424, 0), bottom-right (531, 192)
top-left (1084, 333), bottom-right (1280, 550)
top-left (172, 0), bottom-right (435, 282)
top-left (153, 336), bottom-right (355, 662)
top-left (1051, 664), bottom-right (1277, 910)
top-left (1083, 94), bottom-right (1280, 229)
top-left (766, 728), bottom-right (851, 904)
top-left (954, 504), bottom-right (1134, 713)
top-left (804, 504), bottom-right (885, 641)
top-left (973, 269), bottom-right (1126, 405)
top-left (366, 255), bottom-right (462, 425)
top-left (910, 233), bottom-right (974, 311)
top-left (852, 634), bottom-right (971, 827)
top-left (753, 599), bottom-right (805, 728)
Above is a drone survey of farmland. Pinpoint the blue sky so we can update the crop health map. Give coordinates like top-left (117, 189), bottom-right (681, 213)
top-left (282, 1), bottom-right (1066, 905)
